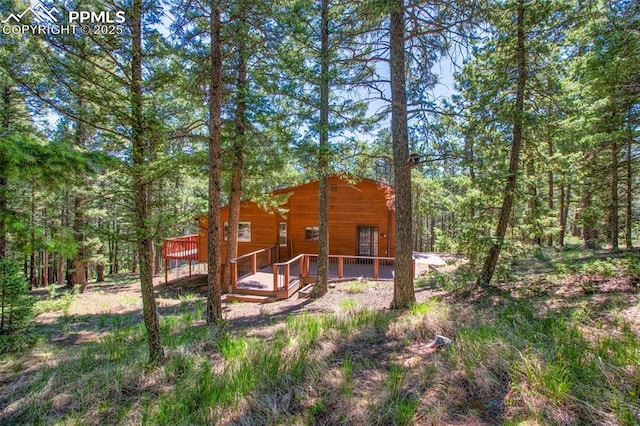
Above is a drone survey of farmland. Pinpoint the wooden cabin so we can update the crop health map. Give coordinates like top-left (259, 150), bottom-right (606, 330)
top-left (197, 176), bottom-right (396, 263)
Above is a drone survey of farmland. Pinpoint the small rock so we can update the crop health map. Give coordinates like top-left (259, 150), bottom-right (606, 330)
top-left (425, 335), bottom-right (452, 348)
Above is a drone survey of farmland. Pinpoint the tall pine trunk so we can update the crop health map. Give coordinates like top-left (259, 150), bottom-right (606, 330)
top-left (390, 0), bottom-right (415, 308)
top-left (131, 0), bottom-right (164, 363)
top-left (0, 168), bottom-right (6, 259)
top-left (57, 256), bottom-right (64, 285)
top-left (558, 181), bottom-right (570, 248)
top-left (224, 10), bottom-right (248, 295)
top-left (581, 151), bottom-right (596, 248)
top-left (131, 248), bottom-right (138, 273)
top-left (29, 184), bottom-right (36, 288)
top-left (547, 138), bottom-right (554, 247)
top-left (72, 195), bottom-right (87, 291)
top-left (477, 0), bottom-right (526, 287)
top-left (625, 133), bottom-right (633, 249)
top-left (526, 141), bottom-right (540, 245)
top-left (96, 191), bottom-right (105, 282)
top-left (313, 0), bottom-right (330, 298)
top-left (224, 168), bottom-right (241, 294)
top-left (207, 0), bottom-right (224, 323)
top-left (96, 247), bottom-right (105, 282)
top-left (68, 96), bottom-right (88, 291)
top-left (0, 86), bottom-right (10, 259)
top-left (41, 220), bottom-right (48, 287)
top-left (610, 137), bottom-right (619, 250)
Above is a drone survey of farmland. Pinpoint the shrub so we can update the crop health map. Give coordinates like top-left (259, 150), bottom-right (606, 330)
top-left (582, 259), bottom-right (618, 277)
top-left (0, 259), bottom-right (36, 353)
top-left (622, 253), bottom-right (640, 277)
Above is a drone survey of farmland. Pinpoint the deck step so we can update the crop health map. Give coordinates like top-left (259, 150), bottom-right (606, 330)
top-left (298, 284), bottom-right (315, 298)
top-left (233, 286), bottom-right (277, 297)
top-left (226, 293), bottom-right (277, 303)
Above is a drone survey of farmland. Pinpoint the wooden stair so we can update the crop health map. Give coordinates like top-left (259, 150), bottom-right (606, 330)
top-left (298, 284), bottom-right (314, 298)
top-left (228, 270), bottom-right (310, 303)
top-left (226, 293), bottom-right (277, 303)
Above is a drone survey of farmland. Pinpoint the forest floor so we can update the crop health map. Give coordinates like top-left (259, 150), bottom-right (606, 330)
top-left (31, 252), bottom-right (447, 344)
top-left (31, 272), bottom-right (437, 346)
top-left (1, 247), bottom-right (639, 425)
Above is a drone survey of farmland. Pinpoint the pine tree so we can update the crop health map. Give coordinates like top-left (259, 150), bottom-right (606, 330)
top-left (0, 258), bottom-right (35, 347)
top-left (207, 0), bottom-right (224, 323)
top-left (389, 0), bottom-right (415, 308)
top-left (476, 0), bottom-right (527, 286)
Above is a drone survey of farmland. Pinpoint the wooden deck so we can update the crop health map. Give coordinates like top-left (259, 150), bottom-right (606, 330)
top-left (232, 261), bottom-right (303, 301)
top-left (163, 235), bottom-right (199, 283)
top-left (228, 254), bottom-right (402, 303)
top-left (236, 258), bottom-right (395, 289)
top-left (164, 237), bottom-right (432, 303)
top-left (237, 269), bottom-right (280, 292)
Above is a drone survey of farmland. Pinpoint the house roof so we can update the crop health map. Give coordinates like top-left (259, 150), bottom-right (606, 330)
top-left (196, 175), bottom-right (394, 221)
top-left (267, 174), bottom-right (393, 196)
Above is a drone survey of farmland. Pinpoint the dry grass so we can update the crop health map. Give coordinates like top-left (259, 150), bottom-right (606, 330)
top-left (1, 250), bottom-right (639, 425)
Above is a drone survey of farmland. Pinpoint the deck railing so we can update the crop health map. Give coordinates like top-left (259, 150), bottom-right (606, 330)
top-left (269, 254), bottom-right (415, 292)
top-left (230, 246), bottom-right (278, 289)
top-left (303, 254), bottom-right (400, 280)
top-left (230, 252), bottom-right (418, 297)
top-left (163, 234), bottom-right (199, 260)
top-left (163, 234), bottom-right (200, 283)
top-left (272, 254), bottom-right (306, 292)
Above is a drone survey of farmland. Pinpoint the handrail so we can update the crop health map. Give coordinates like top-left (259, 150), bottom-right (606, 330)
top-left (230, 246), bottom-right (278, 264)
top-left (272, 253), bottom-right (306, 292)
top-left (328, 254), bottom-right (395, 261)
top-left (164, 234), bottom-right (199, 242)
top-left (272, 253), bottom-right (306, 267)
top-left (229, 246), bottom-right (278, 290)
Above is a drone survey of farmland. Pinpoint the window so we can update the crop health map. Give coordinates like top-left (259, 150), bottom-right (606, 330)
top-left (279, 222), bottom-right (287, 247)
top-left (305, 226), bottom-right (319, 241)
top-left (224, 222), bottom-right (251, 242)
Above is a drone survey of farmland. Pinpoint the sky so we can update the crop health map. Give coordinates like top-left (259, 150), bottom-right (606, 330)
top-left (20, 0), bottom-right (460, 141)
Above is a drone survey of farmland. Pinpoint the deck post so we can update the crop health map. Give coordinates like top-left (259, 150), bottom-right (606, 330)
top-left (302, 255), bottom-right (308, 277)
top-left (273, 264), bottom-right (279, 292)
top-left (284, 264), bottom-right (290, 291)
top-left (232, 261), bottom-right (238, 290)
top-left (252, 253), bottom-right (257, 274)
top-left (338, 256), bottom-right (344, 279)
top-left (189, 260), bottom-right (192, 277)
top-left (165, 257), bottom-right (168, 284)
top-left (374, 258), bottom-right (379, 279)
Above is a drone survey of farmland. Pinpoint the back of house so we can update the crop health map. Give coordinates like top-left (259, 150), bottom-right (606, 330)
top-left (197, 175), bottom-right (396, 263)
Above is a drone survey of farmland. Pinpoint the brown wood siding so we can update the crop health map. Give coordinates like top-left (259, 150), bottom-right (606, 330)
top-left (197, 176), bottom-right (395, 263)
top-left (199, 202), bottom-right (280, 264)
